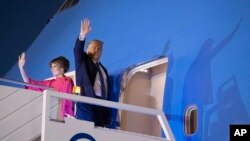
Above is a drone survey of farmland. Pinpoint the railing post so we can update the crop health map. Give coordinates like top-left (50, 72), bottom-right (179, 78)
top-left (41, 90), bottom-right (51, 141)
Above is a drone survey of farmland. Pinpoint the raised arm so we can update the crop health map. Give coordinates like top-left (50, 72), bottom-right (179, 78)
top-left (211, 17), bottom-right (242, 57)
top-left (80, 18), bottom-right (91, 38)
top-left (74, 18), bottom-right (92, 67)
top-left (18, 52), bottom-right (29, 82)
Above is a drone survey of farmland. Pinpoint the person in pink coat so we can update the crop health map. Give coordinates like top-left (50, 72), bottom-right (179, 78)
top-left (18, 52), bottom-right (74, 119)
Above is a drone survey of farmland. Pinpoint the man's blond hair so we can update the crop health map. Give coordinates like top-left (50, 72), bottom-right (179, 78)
top-left (88, 39), bottom-right (103, 48)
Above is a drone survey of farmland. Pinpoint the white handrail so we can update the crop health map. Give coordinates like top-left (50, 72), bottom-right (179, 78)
top-left (0, 77), bottom-right (53, 90)
top-left (42, 90), bottom-right (175, 141)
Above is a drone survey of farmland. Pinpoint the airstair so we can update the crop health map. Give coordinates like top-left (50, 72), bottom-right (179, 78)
top-left (0, 78), bottom-right (175, 141)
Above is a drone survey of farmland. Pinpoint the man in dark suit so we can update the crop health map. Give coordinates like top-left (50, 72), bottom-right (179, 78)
top-left (73, 18), bottom-right (111, 127)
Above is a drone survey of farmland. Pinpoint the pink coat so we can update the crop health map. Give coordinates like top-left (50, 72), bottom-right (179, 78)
top-left (26, 77), bottom-right (74, 117)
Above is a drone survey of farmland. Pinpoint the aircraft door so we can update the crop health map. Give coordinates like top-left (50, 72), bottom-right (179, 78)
top-left (118, 57), bottom-right (168, 137)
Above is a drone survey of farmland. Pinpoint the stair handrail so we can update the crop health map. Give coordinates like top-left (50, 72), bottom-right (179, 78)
top-left (42, 90), bottom-right (175, 141)
top-left (0, 77), bottom-right (53, 90)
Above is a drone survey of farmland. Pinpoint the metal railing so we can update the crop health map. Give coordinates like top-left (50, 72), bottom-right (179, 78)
top-left (0, 78), bottom-right (53, 90)
top-left (0, 77), bottom-right (175, 141)
top-left (42, 90), bottom-right (175, 141)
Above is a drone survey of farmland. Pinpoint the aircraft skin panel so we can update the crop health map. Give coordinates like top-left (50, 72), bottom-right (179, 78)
top-left (4, 0), bottom-right (250, 141)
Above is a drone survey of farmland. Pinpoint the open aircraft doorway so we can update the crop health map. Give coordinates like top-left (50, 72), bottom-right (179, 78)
top-left (118, 56), bottom-right (168, 137)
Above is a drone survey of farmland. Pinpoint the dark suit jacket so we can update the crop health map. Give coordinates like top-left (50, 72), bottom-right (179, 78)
top-left (74, 37), bottom-right (111, 127)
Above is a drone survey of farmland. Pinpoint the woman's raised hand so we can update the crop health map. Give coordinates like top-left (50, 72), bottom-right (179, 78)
top-left (18, 52), bottom-right (25, 68)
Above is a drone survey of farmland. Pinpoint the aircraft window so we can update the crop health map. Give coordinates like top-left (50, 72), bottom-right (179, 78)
top-left (184, 105), bottom-right (197, 135)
